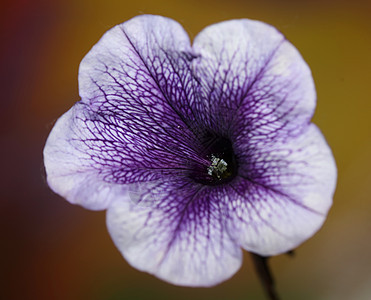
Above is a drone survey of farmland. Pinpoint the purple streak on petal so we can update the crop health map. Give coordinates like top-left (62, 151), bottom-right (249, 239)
top-left (44, 15), bottom-right (216, 209)
top-left (106, 177), bottom-right (242, 287)
top-left (43, 100), bottom-right (208, 209)
top-left (44, 105), bottom-right (129, 210)
top-left (191, 19), bottom-right (316, 142)
top-left (78, 15), bottom-right (204, 148)
top-left (223, 124), bottom-right (336, 255)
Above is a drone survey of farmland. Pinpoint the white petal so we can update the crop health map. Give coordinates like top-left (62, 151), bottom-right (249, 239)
top-left (43, 104), bottom-right (126, 210)
top-left (226, 124), bottom-right (336, 255)
top-left (192, 19), bottom-right (316, 139)
top-left (106, 180), bottom-right (242, 286)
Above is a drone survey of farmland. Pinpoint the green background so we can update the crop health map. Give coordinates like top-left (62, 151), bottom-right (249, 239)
top-left (2, 0), bottom-right (371, 299)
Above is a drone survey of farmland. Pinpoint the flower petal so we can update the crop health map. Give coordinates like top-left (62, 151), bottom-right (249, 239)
top-left (77, 14), bottom-right (211, 184)
top-left (44, 15), bottom-right (209, 209)
top-left (224, 124), bottom-right (336, 255)
top-left (79, 14), bottom-right (199, 132)
top-left (106, 178), bottom-right (242, 287)
top-left (44, 104), bottom-right (127, 210)
top-left (191, 19), bottom-right (315, 140)
top-left (43, 100), bottom-right (204, 210)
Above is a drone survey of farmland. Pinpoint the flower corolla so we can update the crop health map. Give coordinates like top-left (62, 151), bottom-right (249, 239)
top-left (44, 15), bottom-right (337, 286)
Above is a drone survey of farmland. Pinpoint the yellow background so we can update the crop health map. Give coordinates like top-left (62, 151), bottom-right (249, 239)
top-left (1, 0), bottom-right (371, 299)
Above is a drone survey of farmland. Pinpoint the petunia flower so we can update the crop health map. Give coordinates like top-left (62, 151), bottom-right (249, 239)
top-left (44, 15), bottom-right (337, 287)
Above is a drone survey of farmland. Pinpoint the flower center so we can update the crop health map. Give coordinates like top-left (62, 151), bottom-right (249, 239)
top-left (207, 155), bottom-right (229, 180)
top-left (191, 133), bottom-right (238, 185)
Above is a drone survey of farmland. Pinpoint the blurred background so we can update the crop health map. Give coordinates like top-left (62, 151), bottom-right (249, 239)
top-left (1, 0), bottom-right (371, 299)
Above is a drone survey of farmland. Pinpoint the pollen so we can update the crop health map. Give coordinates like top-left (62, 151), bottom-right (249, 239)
top-left (207, 155), bottom-right (229, 180)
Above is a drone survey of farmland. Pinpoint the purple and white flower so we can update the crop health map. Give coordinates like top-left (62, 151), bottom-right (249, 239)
top-left (44, 15), bottom-right (336, 287)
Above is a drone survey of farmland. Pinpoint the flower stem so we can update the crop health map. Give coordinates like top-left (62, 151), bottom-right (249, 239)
top-left (250, 253), bottom-right (280, 300)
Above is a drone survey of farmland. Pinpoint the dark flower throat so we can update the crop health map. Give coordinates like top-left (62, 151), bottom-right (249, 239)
top-left (191, 132), bottom-right (238, 186)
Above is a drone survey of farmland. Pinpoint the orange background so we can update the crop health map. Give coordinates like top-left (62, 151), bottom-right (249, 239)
top-left (1, 0), bottom-right (371, 299)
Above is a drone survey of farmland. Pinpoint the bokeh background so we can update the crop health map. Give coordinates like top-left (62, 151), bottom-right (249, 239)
top-left (1, 0), bottom-right (371, 299)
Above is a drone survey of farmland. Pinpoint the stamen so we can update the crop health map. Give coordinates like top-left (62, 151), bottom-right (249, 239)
top-left (207, 155), bottom-right (228, 179)
top-left (190, 133), bottom-right (237, 185)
